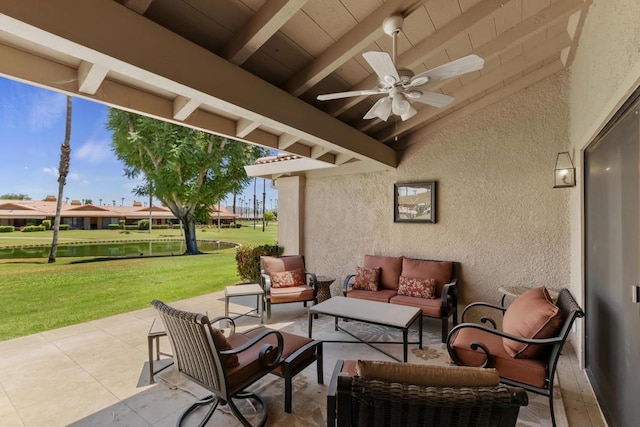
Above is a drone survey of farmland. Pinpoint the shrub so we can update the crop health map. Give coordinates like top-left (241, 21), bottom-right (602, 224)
top-left (118, 219), bottom-right (125, 229)
top-left (22, 225), bottom-right (46, 232)
top-left (235, 223), bottom-right (242, 228)
top-left (124, 225), bottom-right (138, 230)
top-left (138, 219), bottom-right (149, 230)
top-left (107, 224), bottom-right (121, 230)
top-left (59, 224), bottom-right (70, 230)
top-left (42, 220), bottom-right (52, 230)
top-left (152, 224), bottom-right (170, 229)
top-left (235, 244), bottom-right (284, 283)
top-left (0, 226), bottom-right (14, 233)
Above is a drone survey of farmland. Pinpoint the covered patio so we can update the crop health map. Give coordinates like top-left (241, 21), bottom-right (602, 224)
top-left (1, 0), bottom-right (639, 425)
top-left (0, 292), bottom-right (598, 426)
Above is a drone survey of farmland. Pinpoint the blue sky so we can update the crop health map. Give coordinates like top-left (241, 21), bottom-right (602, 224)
top-left (0, 77), bottom-right (277, 209)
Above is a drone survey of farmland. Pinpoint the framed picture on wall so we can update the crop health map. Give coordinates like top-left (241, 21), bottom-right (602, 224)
top-left (394, 181), bottom-right (436, 223)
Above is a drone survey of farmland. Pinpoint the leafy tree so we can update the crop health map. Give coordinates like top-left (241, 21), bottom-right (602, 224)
top-left (264, 211), bottom-right (275, 225)
top-left (49, 96), bottom-right (73, 263)
top-left (0, 193), bottom-right (31, 200)
top-left (107, 109), bottom-right (266, 254)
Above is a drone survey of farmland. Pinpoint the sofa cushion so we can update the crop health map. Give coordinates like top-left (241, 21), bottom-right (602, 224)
top-left (397, 275), bottom-right (436, 299)
top-left (401, 258), bottom-right (453, 295)
top-left (363, 255), bottom-right (403, 290)
top-left (356, 360), bottom-right (499, 387)
top-left (449, 327), bottom-right (548, 388)
top-left (388, 294), bottom-right (442, 317)
top-left (347, 289), bottom-right (397, 303)
top-left (270, 268), bottom-right (305, 288)
top-left (502, 286), bottom-right (564, 358)
top-left (261, 255), bottom-right (305, 274)
top-left (352, 266), bottom-right (380, 291)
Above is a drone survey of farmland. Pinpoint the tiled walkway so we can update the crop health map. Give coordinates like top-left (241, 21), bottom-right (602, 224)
top-left (0, 291), bottom-right (606, 426)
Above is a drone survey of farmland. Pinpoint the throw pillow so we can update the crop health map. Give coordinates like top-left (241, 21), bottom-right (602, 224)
top-left (352, 266), bottom-right (380, 291)
top-left (397, 275), bottom-right (436, 299)
top-left (502, 286), bottom-right (565, 358)
top-left (210, 327), bottom-right (239, 368)
top-left (270, 268), bottom-right (305, 288)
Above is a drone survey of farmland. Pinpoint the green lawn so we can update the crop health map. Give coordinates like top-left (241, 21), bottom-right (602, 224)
top-left (0, 222), bottom-right (277, 341)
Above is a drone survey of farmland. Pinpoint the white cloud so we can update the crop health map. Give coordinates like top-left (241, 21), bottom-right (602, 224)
top-left (43, 167), bottom-right (58, 177)
top-left (75, 140), bottom-right (111, 164)
top-left (68, 173), bottom-right (80, 181)
top-left (28, 91), bottom-right (67, 131)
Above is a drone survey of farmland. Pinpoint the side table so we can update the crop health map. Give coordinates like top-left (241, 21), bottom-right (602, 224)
top-left (225, 283), bottom-right (264, 323)
top-left (316, 276), bottom-right (336, 303)
top-left (147, 317), bottom-right (173, 383)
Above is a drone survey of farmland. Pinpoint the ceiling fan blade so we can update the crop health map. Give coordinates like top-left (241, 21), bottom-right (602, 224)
top-left (409, 54), bottom-right (485, 86)
top-left (363, 97), bottom-right (392, 121)
top-left (410, 91), bottom-right (455, 108)
top-left (363, 51), bottom-right (400, 85)
top-left (317, 89), bottom-right (382, 101)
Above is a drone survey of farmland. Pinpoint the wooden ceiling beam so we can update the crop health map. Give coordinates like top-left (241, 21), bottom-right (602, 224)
top-left (222, 0), bottom-right (308, 66)
top-left (236, 118), bottom-right (260, 138)
top-left (119, 0), bottom-right (153, 15)
top-left (77, 61), bottom-right (108, 95)
top-left (0, 0), bottom-right (397, 168)
top-left (375, 32), bottom-right (572, 143)
top-left (284, 0), bottom-right (428, 97)
top-left (172, 95), bottom-right (200, 121)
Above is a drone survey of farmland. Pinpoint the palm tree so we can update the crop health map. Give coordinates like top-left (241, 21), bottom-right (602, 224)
top-left (48, 95), bottom-right (72, 263)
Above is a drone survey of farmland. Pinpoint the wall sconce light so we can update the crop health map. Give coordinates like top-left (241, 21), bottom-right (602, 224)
top-left (554, 152), bottom-right (576, 188)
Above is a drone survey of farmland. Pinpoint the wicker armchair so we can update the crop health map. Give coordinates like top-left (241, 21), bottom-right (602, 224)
top-left (328, 360), bottom-right (527, 427)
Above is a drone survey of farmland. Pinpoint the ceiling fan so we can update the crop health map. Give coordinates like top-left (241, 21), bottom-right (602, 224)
top-left (316, 15), bottom-right (485, 121)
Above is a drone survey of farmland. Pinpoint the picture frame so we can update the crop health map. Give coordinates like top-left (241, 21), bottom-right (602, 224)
top-left (394, 181), bottom-right (436, 223)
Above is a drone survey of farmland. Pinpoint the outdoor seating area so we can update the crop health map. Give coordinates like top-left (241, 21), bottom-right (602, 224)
top-left (0, 288), bottom-right (600, 427)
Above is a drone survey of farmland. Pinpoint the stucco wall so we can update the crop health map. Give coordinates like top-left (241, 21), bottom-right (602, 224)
top-left (302, 71), bottom-right (571, 307)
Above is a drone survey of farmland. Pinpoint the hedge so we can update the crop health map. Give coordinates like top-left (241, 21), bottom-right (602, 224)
top-left (235, 244), bottom-right (284, 283)
top-left (0, 226), bottom-right (14, 233)
top-left (22, 225), bottom-right (46, 232)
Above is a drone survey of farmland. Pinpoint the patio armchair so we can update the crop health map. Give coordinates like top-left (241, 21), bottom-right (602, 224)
top-left (327, 359), bottom-right (528, 427)
top-left (260, 255), bottom-right (318, 320)
top-left (446, 287), bottom-right (584, 427)
top-left (151, 300), bottom-right (323, 426)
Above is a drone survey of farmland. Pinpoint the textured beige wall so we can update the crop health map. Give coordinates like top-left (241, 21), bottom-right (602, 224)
top-left (566, 0), bottom-right (640, 358)
top-left (302, 72), bottom-right (571, 307)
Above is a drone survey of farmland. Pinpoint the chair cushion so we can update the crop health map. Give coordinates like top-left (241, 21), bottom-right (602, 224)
top-left (262, 255), bottom-right (305, 274)
top-left (355, 360), bottom-right (500, 387)
top-left (449, 327), bottom-right (548, 388)
top-left (401, 258), bottom-right (453, 295)
top-left (210, 327), bottom-right (239, 368)
top-left (352, 266), bottom-right (380, 291)
top-left (363, 255), bottom-right (403, 290)
top-left (238, 326), bottom-right (316, 375)
top-left (270, 268), bottom-right (305, 288)
top-left (389, 294), bottom-right (442, 318)
top-left (347, 288), bottom-right (397, 303)
top-left (502, 286), bottom-right (564, 358)
top-left (396, 275), bottom-right (436, 299)
top-left (269, 284), bottom-right (314, 303)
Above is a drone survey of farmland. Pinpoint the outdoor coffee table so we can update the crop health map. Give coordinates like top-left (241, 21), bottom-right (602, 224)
top-left (308, 296), bottom-right (422, 362)
top-left (225, 283), bottom-right (264, 323)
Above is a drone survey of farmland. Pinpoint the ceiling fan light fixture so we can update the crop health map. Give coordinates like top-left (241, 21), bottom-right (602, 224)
top-left (376, 97), bottom-right (392, 121)
top-left (383, 75), bottom-right (397, 85)
top-left (405, 90), bottom-right (422, 99)
top-left (392, 92), bottom-right (410, 116)
top-left (400, 105), bottom-right (417, 121)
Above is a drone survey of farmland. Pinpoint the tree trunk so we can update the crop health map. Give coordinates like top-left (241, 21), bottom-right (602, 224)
top-left (164, 202), bottom-right (200, 254)
top-left (49, 96), bottom-right (72, 263)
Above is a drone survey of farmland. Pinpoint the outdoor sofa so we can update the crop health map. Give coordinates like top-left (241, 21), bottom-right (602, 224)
top-left (343, 255), bottom-right (459, 342)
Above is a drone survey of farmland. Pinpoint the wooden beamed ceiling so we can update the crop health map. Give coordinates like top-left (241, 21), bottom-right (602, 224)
top-left (0, 0), bottom-right (591, 178)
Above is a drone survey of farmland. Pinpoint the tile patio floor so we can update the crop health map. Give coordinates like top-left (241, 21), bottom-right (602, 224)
top-left (0, 290), bottom-right (607, 426)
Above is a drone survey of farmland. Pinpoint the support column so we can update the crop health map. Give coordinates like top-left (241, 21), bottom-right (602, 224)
top-left (277, 176), bottom-right (305, 255)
